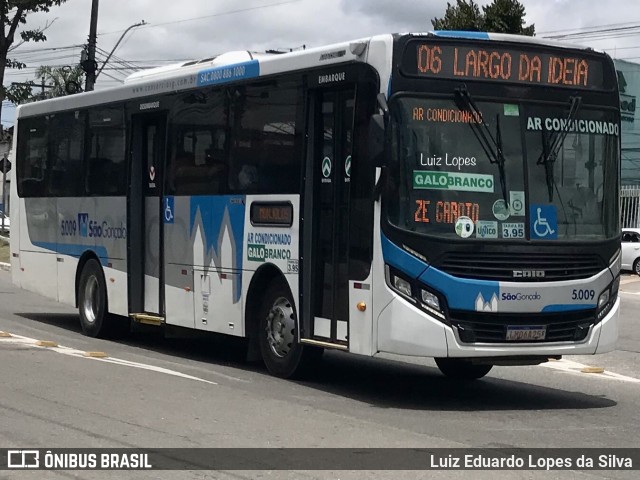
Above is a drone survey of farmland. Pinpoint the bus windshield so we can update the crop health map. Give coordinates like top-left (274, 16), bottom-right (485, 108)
top-left (387, 96), bottom-right (619, 242)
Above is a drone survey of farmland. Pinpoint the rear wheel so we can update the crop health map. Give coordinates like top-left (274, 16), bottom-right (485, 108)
top-left (634, 258), bottom-right (640, 276)
top-left (258, 278), bottom-right (322, 378)
top-left (435, 358), bottom-right (492, 380)
top-left (78, 259), bottom-right (128, 338)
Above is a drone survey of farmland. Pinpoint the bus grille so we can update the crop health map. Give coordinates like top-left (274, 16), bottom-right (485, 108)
top-left (449, 309), bottom-right (596, 344)
top-left (435, 252), bottom-right (604, 281)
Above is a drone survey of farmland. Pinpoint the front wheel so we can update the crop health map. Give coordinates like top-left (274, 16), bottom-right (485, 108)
top-left (634, 258), bottom-right (640, 276)
top-left (435, 358), bottom-right (492, 380)
top-left (78, 259), bottom-right (128, 338)
top-left (258, 278), bottom-right (322, 378)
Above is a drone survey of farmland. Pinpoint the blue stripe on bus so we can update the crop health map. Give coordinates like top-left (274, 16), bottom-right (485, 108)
top-left (542, 304), bottom-right (596, 312)
top-left (432, 30), bottom-right (491, 40)
top-left (380, 232), bottom-right (429, 279)
top-left (33, 241), bottom-right (110, 266)
top-left (196, 60), bottom-right (260, 87)
top-left (189, 195), bottom-right (245, 303)
top-left (381, 233), bottom-right (595, 313)
top-left (419, 265), bottom-right (500, 311)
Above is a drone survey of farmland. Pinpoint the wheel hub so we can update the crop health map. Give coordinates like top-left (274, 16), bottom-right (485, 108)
top-left (82, 275), bottom-right (99, 324)
top-left (266, 296), bottom-right (295, 358)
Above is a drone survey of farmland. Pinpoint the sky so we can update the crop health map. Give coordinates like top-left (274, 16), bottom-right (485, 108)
top-left (3, 0), bottom-right (640, 127)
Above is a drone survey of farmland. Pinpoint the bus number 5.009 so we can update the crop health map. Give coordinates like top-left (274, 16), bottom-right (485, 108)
top-left (572, 289), bottom-right (595, 300)
top-left (60, 220), bottom-right (77, 237)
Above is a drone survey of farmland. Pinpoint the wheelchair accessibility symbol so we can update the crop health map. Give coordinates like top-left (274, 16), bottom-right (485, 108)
top-left (530, 204), bottom-right (557, 240)
top-left (164, 196), bottom-right (175, 224)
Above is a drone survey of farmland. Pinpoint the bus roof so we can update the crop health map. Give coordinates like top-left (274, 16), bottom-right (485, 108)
top-left (15, 31), bottom-right (607, 119)
top-left (428, 30), bottom-right (599, 52)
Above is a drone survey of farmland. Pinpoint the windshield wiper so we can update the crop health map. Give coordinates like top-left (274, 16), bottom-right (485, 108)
top-left (454, 86), bottom-right (508, 205)
top-left (537, 96), bottom-right (582, 201)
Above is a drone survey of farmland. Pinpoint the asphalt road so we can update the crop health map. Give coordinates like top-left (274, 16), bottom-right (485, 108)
top-left (0, 269), bottom-right (639, 480)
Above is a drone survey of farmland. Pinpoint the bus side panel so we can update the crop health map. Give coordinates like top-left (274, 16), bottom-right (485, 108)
top-left (189, 195), bottom-right (247, 336)
top-left (56, 197), bottom-right (95, 307)
top-left (242, 194), bottom-right (300, 337)
top-left (17, 198), bottom-right (59, 301)
top-left (164, 195), bottom-right (195, 329)
top-left (9, 150), bottom-right (21, 288)
top-left (94, 197), bottom-right (128, 316)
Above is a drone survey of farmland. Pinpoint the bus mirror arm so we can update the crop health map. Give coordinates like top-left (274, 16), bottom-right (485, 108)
top-left (376, 92), bottom-right (389, 116)
top-left (368, 92), bottom-right (390, 167)
top-left (368, 113), bottom-right (387, 167)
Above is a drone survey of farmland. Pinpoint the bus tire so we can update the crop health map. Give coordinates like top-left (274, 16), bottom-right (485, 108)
top-left (435, 358), bottom-right (492, 380)
top-left (78, 259), bottom-right (128, 338)
top-left (258, 278), bottom-right (321, 378)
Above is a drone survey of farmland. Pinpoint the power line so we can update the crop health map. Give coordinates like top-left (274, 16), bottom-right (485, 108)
top-left (538, 21), bottom-right (640, 36)
top-left (545, 24), bottom-right (640, 40)
top-left (98, 0), bottom-right (305, 35)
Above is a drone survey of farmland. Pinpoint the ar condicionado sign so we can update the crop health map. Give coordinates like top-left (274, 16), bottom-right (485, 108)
top-left (401, 41), bottom-right (607, 90)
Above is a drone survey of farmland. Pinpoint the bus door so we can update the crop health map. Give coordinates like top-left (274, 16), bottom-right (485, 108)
top-left (128, 113), bottom-right (167, 319)
top-left (303, 87), bottom-right (356, 347)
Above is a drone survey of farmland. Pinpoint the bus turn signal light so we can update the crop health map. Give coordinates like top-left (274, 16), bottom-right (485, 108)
top-left (357, 302), bottom-right (366, 312)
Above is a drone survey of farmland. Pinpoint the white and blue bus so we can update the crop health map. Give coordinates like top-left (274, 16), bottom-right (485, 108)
top-left (11, 31), bottom-right (621, 379)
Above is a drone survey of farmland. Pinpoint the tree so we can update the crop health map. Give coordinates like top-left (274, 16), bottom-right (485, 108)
top-left (0, 1), bottom-right (68, 129)
top-left (432, 0), bottom-right (483, 32)
top-left (483, 0), bottom-right (535, 36)
top-left (34, 64), bottom-right (84, 99)
top-left (431, 0), bottom-right (535, 36)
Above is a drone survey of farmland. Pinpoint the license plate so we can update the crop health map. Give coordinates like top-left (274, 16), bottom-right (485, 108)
top-left (506, 325), bottom-right (547, 341)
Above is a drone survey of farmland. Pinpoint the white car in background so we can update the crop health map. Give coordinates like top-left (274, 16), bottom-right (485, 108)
top-left (0, 213), bottom-right (9, 234)
top-left (622, 228), bottom-right (640, 276)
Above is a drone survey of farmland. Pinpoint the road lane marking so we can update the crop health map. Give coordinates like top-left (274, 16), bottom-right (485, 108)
top-left (620, 291), bottom-right (640, 295)
top-left (620, 276), bottom-right (640, 285)
top-left (84, 351), bottom-right (108, 358)
top-left (541, 358), bottom-right (640, 384)
top-left (0, 333), bottom-right (218, 385)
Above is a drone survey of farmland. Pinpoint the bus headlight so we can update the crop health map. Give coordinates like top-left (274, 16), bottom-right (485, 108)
top-left (596, 276), bottom-right (620, 321)
top-left (392, 275), bottom-right (412, 298)
top-left (420, 288), bottom-right (446, 320)
top-left (597, 289), bottom-right (610, 310)
top-left (421, 289), bottom-right (440, 310)
top-left (385, 265), bottom-right (448, 321)
top-left (385, 265), bottom-right (413, 299)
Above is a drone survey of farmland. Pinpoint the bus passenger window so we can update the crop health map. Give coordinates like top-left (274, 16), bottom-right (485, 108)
top-left (17, 118), bottom-right (49, 197)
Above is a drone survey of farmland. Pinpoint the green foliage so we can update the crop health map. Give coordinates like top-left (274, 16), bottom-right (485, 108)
top-left (5, 58), bottom-right (26, 69)
top-left (3, 82), bottom-right (34, 104)
top-left (0, 1), bottom-right (69, 128)
top-left (482, 0), bottom-right (535, 35)
top-left (431, 0), bottom-right (535, 36)
top-left (432, 0), bottom-right (483, 31)
top-left (35, 64), bottom-right (84, 98)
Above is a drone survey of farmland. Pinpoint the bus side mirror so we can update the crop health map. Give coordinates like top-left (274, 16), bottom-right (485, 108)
top-left (368, 113), bottom-right (386, 167)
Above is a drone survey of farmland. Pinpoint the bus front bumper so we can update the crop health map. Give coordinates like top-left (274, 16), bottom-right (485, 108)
top-left (376, 295), bottom-right (619, 358)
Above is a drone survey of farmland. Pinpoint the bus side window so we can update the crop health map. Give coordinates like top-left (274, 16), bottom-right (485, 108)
top-left (49, 112), bottom-right (84, 197)
top-left (228, 81), bottom-right (302, 195)
top-left (17, 118), bottom-right (49, 198)
top-left (167, 90), bottom-right (228, 196)
top-left (85, 111), bottom-right (126, 196)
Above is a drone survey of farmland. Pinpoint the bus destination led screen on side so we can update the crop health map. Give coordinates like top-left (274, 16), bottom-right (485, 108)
top-left (401, 40), bottom-right (607, 90)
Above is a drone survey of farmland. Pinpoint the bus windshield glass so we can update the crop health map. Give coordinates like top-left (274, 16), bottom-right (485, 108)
top-left (387, 96), bottom-right (619, 241)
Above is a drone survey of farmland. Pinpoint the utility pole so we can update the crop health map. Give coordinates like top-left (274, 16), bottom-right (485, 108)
top-left (96, 20), bottom-right (145, 80)
top-left (84, 0), bottom-right (99, 91)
